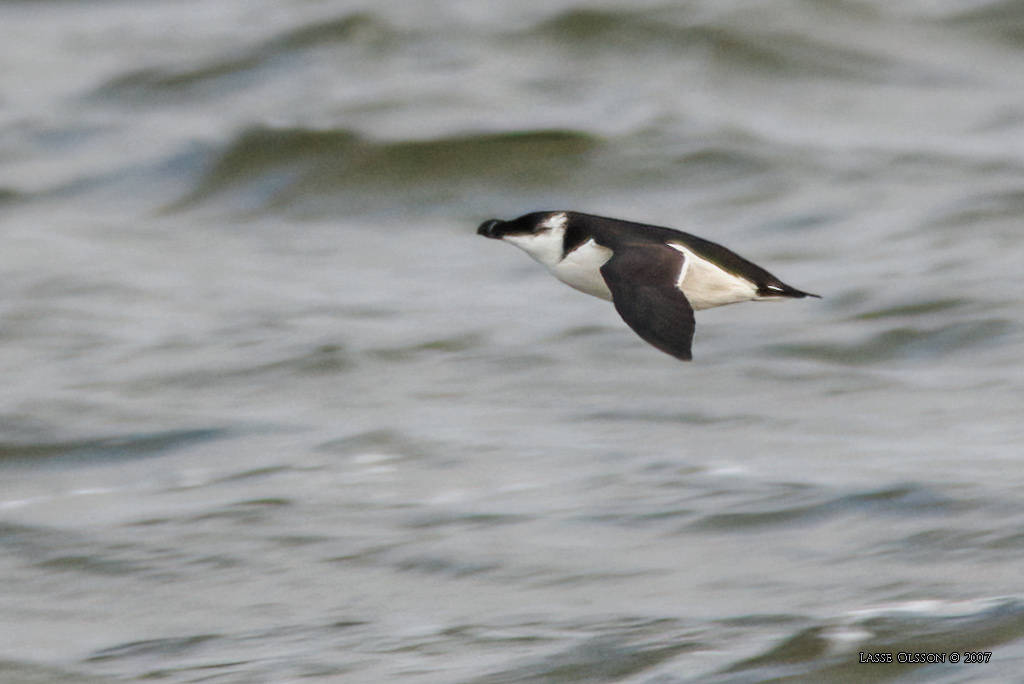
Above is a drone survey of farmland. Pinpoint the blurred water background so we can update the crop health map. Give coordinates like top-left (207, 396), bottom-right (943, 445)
top-left (3, 0), bottom-right (1024, 681)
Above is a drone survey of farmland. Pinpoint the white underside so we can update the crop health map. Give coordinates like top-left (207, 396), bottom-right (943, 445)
top-left (502, 224), bottom-right (613, 301)
top-left (548, 239), bottom-right (613, 300)
top-left (502, 223), bottom-right (763, 311)
top-left (668, 243), bottom-right (758, 310)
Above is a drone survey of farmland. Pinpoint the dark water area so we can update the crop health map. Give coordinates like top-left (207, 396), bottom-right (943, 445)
top-left (3, 0), bottom-right (1024, 681)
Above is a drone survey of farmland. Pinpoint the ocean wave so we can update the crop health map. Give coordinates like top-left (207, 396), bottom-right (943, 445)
top-left (948, 0), bottom-right (1024, 44)
top-left (688, 483), bottom-right (968, 532)
top-left (535, 7), bottom-right (908, 82)
top-left (470, 631), bottom-right (696, 684)
top-left (163, 121), bottom-right (801, 217)
top-left (723, 597), bottom-right (1024, 681)
top-left (168, 126), bottom-right (601, 215)
top-left (769, 318), bottom-right (1013, 364)
top-left (139, 342), bottom-right (356, 389)
top-left (0, 187), bottom-right (20, 207)
top-left (0, 428), bottom-right (227, 466)
top-left (93, 13), bottom-right (393, 100)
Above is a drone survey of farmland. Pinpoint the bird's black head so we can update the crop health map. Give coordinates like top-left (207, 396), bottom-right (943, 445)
top-left (476, 212), bottom-right (566, 240)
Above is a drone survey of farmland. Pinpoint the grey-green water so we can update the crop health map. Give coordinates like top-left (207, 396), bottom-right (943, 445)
top-left (3, 1), bottom-right (1024, 681)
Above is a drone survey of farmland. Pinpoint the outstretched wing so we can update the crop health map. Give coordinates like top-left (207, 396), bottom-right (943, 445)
top-left (599, 244), bottom-right (695, 361)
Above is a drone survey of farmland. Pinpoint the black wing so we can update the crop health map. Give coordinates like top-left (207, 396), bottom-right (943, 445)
top-left (599, 244), bottom-right (695, 361)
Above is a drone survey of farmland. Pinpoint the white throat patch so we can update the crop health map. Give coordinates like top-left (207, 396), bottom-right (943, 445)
top-left (500, 213), bottom-right (569, 268)
top-left (500, 213), bottom-right (613, 300)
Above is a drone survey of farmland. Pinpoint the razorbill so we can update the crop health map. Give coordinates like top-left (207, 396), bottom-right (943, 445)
top-left (477, 211), bottom-right (819, 361)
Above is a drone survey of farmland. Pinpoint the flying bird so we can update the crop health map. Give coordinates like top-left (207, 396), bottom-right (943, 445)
top-left (477, 211), bottom-right (818, 361)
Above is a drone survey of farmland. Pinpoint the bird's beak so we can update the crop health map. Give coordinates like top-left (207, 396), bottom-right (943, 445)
top-left (477, 219), bottom-right (503, 238)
